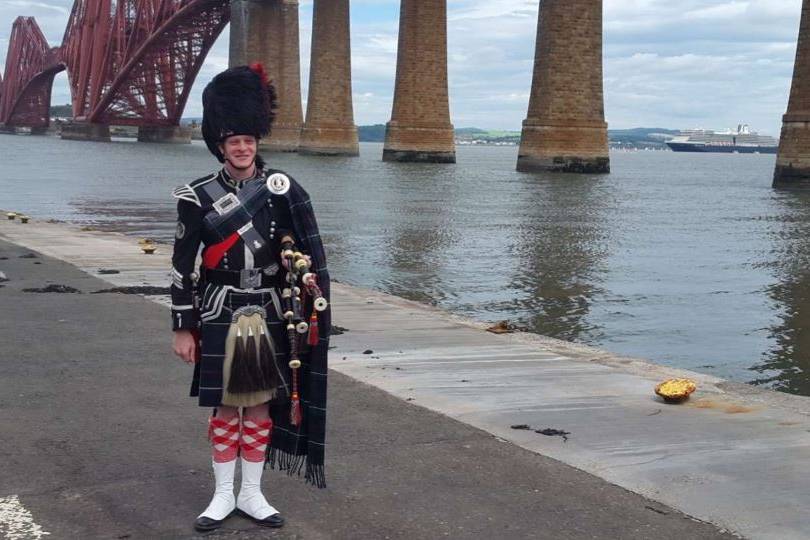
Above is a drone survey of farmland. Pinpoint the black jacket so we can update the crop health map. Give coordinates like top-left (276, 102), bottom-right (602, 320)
top-left (170, 167), bottom-right (292, 330)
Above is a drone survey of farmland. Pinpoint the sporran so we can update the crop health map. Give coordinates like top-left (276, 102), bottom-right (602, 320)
top-left (221, 306), bottom-right (282, 407)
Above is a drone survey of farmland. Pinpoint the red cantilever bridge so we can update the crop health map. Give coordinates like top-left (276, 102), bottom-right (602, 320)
top-left (0, 0), bottom-right (229, 131)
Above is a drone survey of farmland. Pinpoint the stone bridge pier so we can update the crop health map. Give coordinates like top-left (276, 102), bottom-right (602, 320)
top-left (137, 125), bottom-right (191, 143)
top-left (517, 0), bottom-right (609, 174)
top-left (299, 0), bottom-right (359, 156)
top-left (383, 0), bottom-right (455, 163)
top-left (775, 0), bottom-right (810, 187)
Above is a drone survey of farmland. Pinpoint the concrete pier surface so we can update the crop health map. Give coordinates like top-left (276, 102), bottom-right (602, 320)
top-left (1, 218), bottom-right (809, 539)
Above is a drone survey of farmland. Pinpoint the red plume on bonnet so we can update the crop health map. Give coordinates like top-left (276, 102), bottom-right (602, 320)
top-left (249, 61), bottom-right (278, 131)
top-left (249, 63), bottom-right (269, 87)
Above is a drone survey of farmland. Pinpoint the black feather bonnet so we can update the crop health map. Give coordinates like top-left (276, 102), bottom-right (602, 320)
top-left (201, 64), bottom-right (278, 162)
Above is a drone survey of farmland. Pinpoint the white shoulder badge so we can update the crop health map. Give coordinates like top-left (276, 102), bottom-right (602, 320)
top-left (172, 172), bottom-right (218, 207)
top-left (172, 185), bottom-right (201, 206)
top-left (267, 173), bottom-right (290, 195)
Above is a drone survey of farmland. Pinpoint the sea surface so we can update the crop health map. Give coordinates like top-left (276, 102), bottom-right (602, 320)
top-left (3, 134), bottom-right (810, 395)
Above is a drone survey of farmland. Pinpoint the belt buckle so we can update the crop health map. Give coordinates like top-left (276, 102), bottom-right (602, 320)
top-left (240, 268), bottom-right (262, 289)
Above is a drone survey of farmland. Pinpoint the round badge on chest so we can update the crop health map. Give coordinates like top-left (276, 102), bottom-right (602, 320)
top-left (267, 173), bottom-right (290, 195)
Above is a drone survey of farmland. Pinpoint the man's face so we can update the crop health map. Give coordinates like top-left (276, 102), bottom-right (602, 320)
top-left (220, 135), bottom-right (257, 169)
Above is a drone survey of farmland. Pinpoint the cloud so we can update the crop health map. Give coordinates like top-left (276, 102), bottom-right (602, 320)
top-left (0, 0), bottom-right (803, 133)
top-left (3, 1), bottom-right (68, 14)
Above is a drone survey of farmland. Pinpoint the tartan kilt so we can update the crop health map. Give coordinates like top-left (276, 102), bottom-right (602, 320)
top-left (190, 284), bottom-right (290, 407)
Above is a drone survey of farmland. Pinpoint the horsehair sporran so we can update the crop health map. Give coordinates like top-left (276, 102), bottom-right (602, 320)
top-left (221, 306), bottom-right (281, 407)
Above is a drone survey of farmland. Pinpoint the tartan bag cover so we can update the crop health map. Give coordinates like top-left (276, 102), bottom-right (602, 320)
top-left (265, 169), bottom-right (331, 489)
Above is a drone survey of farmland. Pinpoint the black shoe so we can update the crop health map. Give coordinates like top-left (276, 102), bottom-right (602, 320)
top-left (234, 508), bottom-right (285, 528)
top-left (194, 513), bottom-right (232, 532)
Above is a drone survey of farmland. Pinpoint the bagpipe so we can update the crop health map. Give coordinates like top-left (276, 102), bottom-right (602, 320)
top-left (279, 237), bottom-right (328, 426)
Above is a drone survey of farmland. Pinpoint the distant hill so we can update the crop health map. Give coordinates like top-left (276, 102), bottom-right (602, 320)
top-left (357, 125), bottom-right (520, 144)
top-left (455, 127), bottom-right (488, 136)
top-left (358, 124), bottom-right (387, 142)
top-left (608, 128), bottom-right (680, 149)
top-left (103, 118), bottom-right (680, 149)
top-left (356, 125), bottom-right (680, 148)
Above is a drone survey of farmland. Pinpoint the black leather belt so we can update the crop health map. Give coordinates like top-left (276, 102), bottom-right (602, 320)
top-left (201, 267), bottom-right (276, 289)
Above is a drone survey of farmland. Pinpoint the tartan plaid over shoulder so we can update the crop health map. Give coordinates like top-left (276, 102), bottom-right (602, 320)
top-left (264, 168), bottom-right (330, 489)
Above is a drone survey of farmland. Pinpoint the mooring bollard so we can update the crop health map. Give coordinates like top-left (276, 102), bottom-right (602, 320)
top-left (141, 241), bottom-right (156, 254)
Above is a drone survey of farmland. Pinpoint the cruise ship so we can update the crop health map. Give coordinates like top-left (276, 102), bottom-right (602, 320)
top-left (666, 124), bottom-right (778, 154)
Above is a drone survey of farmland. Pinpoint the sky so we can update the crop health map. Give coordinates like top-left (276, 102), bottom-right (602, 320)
top-left (0, 0), bottom-right (803, 134)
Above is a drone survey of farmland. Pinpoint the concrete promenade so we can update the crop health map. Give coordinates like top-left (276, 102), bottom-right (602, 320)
top-left (0, 218), bottom-right (808, 539)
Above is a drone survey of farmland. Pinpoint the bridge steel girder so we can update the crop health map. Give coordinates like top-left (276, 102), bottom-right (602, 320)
top-left (0, 0), bottom-right (229, 131)
top-left (86, 0), bottom-right (230, 126)
top-left (0, 17), bottom-right (63, 127)
top-left (60, 0), bottom-right (230, 126)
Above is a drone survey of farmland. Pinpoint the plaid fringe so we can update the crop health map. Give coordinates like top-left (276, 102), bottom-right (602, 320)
top-left (265, 446), bottom-right (326, 488)
top-left (305, 462), bottom-right (327, 489)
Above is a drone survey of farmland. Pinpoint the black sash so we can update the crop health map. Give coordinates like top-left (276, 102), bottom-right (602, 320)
top-left (202, 177), bottom-right (273, 257)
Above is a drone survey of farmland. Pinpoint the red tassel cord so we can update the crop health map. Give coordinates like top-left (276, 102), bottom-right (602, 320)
top-left (307, 312), bottom-right (319, 346)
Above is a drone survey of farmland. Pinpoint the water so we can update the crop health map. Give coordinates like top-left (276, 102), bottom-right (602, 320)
top-left (3, 133), bottom-right (810, 395)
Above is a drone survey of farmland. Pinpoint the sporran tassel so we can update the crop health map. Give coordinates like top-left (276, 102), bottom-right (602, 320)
top-left (221, 309), bottom-right (279, 407)
top-left (258, 326), bottom-right (279, 390)
top-left (228, 328), bottom-right (254, 394)
top-left (244, 327), bottom-right (267, 391)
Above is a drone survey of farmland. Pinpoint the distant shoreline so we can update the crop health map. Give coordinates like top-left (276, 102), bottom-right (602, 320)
top-left (33, 114), bottom-right (731, 150)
